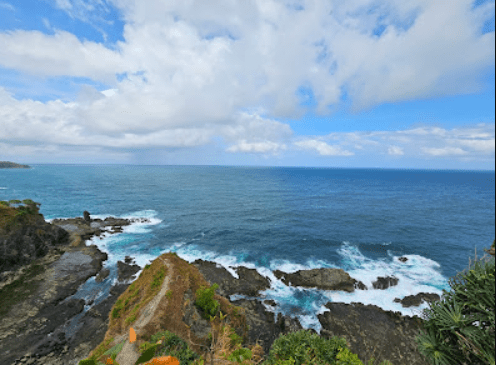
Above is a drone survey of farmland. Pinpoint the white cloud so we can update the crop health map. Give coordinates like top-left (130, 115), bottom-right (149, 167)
top-left (294, 139), bottom-right (354, 156)
top-left (0, 2), bottom-right (14, 11)
top-left (422, 147), bottom-right (468, 156)
top-left (0, 0), bottom-right (494, 166)
top-left (226, 140), bottom-right (286, 154)
top-left (388, 146), bottom-right (404, 156)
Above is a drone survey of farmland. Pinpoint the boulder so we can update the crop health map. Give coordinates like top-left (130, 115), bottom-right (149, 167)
top-left (318, 302), bottom-right (429, 365)
top-left (117, 259), bottom-right (141, 282)
top-left (398, 257), bottom-right (408, 262)
top-left (192, 259), bottom-right (271, 297)
top-left (83, 211), bottom-right (91, 222)
top-left (394, 292), bottom-right (441, 308)
top-left (354, 281), bottom-right (368, 290)
top-left (273, 268), bottom-right (357, 292)
top-left (95, 268), bottom-right (110, 283)
top-left (372, 276), bottom-right (399, 290)
top-left (263, 299), bottom-right (277, 307)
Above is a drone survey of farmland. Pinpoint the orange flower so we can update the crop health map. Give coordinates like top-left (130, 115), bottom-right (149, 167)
top-left (130, 327), bottom-right (137, 343)
top-left (142, 355), bottom-right (180, 365)
top-left (105, 357), bottom-right (114, 364)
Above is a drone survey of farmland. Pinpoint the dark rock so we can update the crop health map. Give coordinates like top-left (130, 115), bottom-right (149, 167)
top-left (117, 260), bottom-right (141, 282)
top-left (95, 268), bottom-right (110, 283)
top-left (372, 276), bottom-right (399, 290)
top-left (263, 299), bottom-right (277, 307)
top-left (192, 259), bottom-right (271, 297)
top-left (83, 211), bottom-right (91, 222)
top-left (231, 298), bottom-right (303, 356)
top-left (399, 257), bottom-right (408, 262)
top-left (124, 256), bottom-right (133, 264)
top-left (182, 288), bottom-right (211, 340)
top-left (354, 281), bottom-right (368, 290)
top-left (394, 292), bottom-right (441, 308)
top-left (0, 213), bottom-right (70, 275)
top-left (318, 302), bottom-right (429, 365)
top-left (273, 268), bottom-right (357, 292)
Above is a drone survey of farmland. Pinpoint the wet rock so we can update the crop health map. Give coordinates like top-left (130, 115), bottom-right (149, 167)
top-left (273, 268), bottom-right (357, 292)
top-left (318, 302), bottom-right (429, 365)
top-left (83, 211), bottom-right (91, 222)
top-left (263, 299), bottom-right (277, 307)
top-left (354, 280), bottom-right (368, 290)
top-left (117, 260), bottom-right (141, 282)
top-left (124, 256), bottom-right (133, 264)
top-left (394, 292), bottom-right (441, 308)
top-left (399, 257), bottom-right (408, 263)
top-left (95, 268), bottom-right (110, 283)
top-left (372, 276), bottom-right (399, 290)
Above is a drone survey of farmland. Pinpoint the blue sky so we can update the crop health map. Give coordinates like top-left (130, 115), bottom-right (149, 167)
top-left (0, 0), bottom-right (494, 169)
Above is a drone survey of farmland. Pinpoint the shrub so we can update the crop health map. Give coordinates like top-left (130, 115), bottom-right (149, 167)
top-left (415, 247), bottom-right (495, 365)
top-left (227, 347), bottom-right (253, 363)
top-left (195, 283), bottom-right (220, 320)
top-left (263, 329), bottom-right (348, 365)
top-left (335, 347), bottom-right (364, 365)
top-left (79, 360), bottom-right (97, 365)
top-left (149, 330), bottom-right (201, 365)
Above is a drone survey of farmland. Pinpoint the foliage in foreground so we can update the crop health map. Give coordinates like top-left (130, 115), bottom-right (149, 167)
top-left (415, 246), bottom-right (495, 365)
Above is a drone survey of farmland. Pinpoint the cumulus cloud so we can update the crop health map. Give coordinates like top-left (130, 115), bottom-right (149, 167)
top-left (226, 140), bottom-right (286, 154)
top-left (0, 0), bottom-right (494, 166)
top-left (388, 146), bottom-right (404, 156)
top-left (294, 139), bottom-right (354, 156)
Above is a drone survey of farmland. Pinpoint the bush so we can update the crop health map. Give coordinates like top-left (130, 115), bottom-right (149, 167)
top-left (263, 329), bottom-right (348, 365)
top-left (148, 330), bottom-right (201, 365)
top-left (415, 247), bottom-right (495, 365)
top-left (335, 347), bottom-right (364, 365)
top-left (227, 347), bottom-right (253, 363)
top-left (195, 283), bottom-right (220, 320)
top-left (78, 360), bottom-right (96, 365)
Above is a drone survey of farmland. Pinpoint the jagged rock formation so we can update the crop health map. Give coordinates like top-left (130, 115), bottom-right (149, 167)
top-left (273, 268), bottom-right (359, 292)
top-left (318, 302), bottom-right (430, 365)
top-left (372, 275), bottom-right (399, 290)
top-left (192, 259), bottom-right (271, 297)
top-left (394, 292), bottom-right (441, 308)
top-left (0, 204), bottom-right (70, 275)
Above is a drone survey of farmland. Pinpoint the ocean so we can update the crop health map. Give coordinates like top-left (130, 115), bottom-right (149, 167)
top-left (1, 165), bottom-right (494, 334)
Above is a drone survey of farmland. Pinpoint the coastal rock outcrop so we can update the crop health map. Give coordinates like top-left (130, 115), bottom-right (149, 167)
top-left (273, 268), bottom-right (357, 292)
top-left (372, 275), bottom-right (399, 290)
top-left (117, 258), bottom-right (141, 282)
top-left (0, 205), bottom-right (70, 275)
top-left (318, 302), bottom-right (430, 365)
top-left (394, 292), bottom-right (441, 308)
top-left (192, 259), bottom-right (271, 297)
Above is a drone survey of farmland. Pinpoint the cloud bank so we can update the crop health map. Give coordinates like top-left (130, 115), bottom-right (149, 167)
top-left (0, 0), bottom-right (494, 167)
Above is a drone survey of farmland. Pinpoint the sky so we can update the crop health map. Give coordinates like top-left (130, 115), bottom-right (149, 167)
top-left (0, 0), bottom-right (494, 169)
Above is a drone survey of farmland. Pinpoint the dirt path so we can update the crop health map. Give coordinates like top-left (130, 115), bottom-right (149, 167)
top-left (115, 257), bottom-right (173, 365)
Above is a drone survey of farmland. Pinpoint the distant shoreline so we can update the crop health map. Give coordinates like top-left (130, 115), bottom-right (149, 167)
top-left (0, 161), bottom-right (30, 169)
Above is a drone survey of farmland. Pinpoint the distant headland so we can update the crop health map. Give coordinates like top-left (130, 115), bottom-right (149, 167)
top-left (0, 161), bottom-right (30, 169)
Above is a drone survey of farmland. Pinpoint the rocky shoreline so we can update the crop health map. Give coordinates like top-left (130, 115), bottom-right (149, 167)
top-left (1, 210), bottom-right (453, 365)
top-left (0, 211), bottom-right (149, 365)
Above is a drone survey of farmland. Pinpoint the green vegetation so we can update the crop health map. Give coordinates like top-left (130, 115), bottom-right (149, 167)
top-left (136, 330), bottom-right (201, 365)
top-left (195, 283), bottom-right (221, 320)
top-left (415, 246), bottom-right (495, 365)
top-left (0, 199), bottom-right (42, 232)
top-left (151, 266), bottom-right (166, 290)
top-left (227, 347), bottom-right (253, 363)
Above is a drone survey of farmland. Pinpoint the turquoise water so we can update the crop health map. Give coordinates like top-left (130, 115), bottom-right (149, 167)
top-left (1, 165), bottom-right (494, 333)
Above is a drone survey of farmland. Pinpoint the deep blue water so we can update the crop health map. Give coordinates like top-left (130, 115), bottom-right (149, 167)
top-left (1, 165), bottom-right (494, 333)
